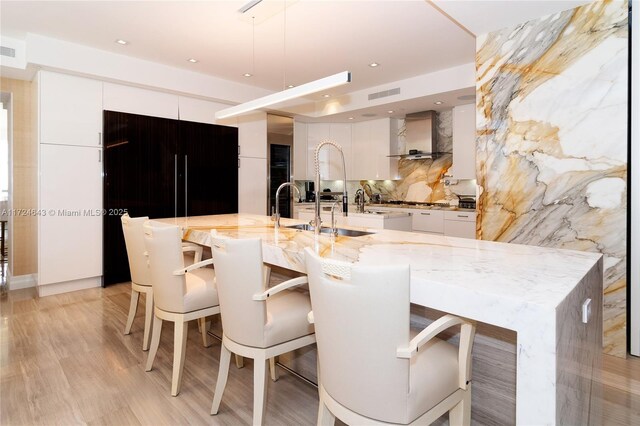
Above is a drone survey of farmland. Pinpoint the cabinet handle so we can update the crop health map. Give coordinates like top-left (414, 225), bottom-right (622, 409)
top-left (238, 145), bottom-right (241, 156)
top-left (98, 132), bottom-right (102, 146)
top-left (238, 158), bottom-right (241, 168)
top-left (457, 214), bottom-right (469, 218)
top-left (98, 150), bottom-right (101, 162)
top-left (421, 212), bottom-right (431, 216)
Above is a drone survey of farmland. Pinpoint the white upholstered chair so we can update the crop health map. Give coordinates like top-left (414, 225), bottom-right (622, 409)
top-left (304, 247), bottom-right (476, 426)
top-left (121, 214), bottom-right (203, 351)
top-left (209, 236), bottom-right (316, 425)
top-left (143, 221), bottom-right (218, 396)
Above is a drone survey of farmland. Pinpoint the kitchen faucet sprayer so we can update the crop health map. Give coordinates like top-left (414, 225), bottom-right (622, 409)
top-left (314, 140), bottom-right (348, 236)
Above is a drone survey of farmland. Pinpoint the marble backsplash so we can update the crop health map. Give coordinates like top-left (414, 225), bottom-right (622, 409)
top-left (296, 110), bottom-right (476, 203)
top-left (476, 0), bottom-right (628, 356)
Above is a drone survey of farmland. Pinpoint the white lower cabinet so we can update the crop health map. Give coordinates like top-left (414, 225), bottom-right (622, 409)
top-left (39, 144), bottom-right (103, 287)
top-left (443, 211), bottom-right (477, 239)
top-left (411, 210), bottom-right (444, 234)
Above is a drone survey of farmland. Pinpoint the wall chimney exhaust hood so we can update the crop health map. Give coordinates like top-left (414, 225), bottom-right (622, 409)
top-left (389, 110), bottom-right (440, 160)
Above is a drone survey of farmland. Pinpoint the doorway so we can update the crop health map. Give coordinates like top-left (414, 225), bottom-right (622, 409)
top-left (267, 115), bottom-right (294, 218)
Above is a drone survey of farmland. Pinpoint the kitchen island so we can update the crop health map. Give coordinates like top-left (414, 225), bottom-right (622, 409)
top-left (154, 214), bottom-right (603, 425)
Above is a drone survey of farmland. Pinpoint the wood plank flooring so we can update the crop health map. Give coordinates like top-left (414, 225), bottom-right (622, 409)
top-left (1, 283), bottom-right (639, 425)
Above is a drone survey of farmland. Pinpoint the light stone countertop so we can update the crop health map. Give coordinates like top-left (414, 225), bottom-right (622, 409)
top-left (153, 213), bottom-right (603, 424)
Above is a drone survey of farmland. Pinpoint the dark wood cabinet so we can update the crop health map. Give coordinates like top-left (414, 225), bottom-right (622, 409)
top-left (103, 111), bottom-right (238, 285)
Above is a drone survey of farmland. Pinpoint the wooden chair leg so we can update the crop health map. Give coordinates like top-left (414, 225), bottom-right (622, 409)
top-left (317, 390), bottom-right (335, 426)
top-left (198, 317), bottom-right (211, 347)
top-left (145, 315), bottom-right (163, 371)
top-left (171, 319), bottom-right (189, 396)
top-left (124, 288), bottom-right (140, 335)
top-left (449, 389), bottom-right (471, 426)
top-left (142, 291), bottom-right (154, 351)
top-left (235, 354), bottom-right (244, 369)
top-left (269, 357), bottom-right (278, 382)
top-left (211, 344), bottom-right (232, 415)
top-left (253, 355), bottom-right (268, 426)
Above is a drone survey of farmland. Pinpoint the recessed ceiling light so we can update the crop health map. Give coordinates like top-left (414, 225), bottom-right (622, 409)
top-left (187, 58), bottom-right (198, 63)
top-left (243, 73), bottom-right (253, 77)
top-left (287, 85), bottom-right (295, 88)
top-left (348, 117), bottom-right (354, 120)
top-left (369, 62), bottom-right (380, 67)
top-left (322, 94), bottom-right (330, 98)
top-left (115, 39), bottom-right (129, 45)
top-left (387, 110), bottom-right (394, 114)
top-left (434, 101), bottom-right (444, 105)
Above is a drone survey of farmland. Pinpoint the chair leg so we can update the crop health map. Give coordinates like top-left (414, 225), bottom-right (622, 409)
top-left (198, 317), bottom-right (211, 347)
top-left (235, 355), bottom-right (244, 369)
top-left (211, 344), bottom-right (232, 415)
top-left (145, 315), bottom-right (163, 371)
top-left (124, 288), bottom-right (140, 335)
top-left (449, 389), bottom-right (471, 426)
top-left (317, 390), bottom-right (335, 426)
top-left (269, 357), bottom-right (278, 382)
top-left (142, 291), bottom-right (154, 351)
top-left (253, 355), bottom-right (269, 426)
top-left (171, 319), bottom-right (189, 397)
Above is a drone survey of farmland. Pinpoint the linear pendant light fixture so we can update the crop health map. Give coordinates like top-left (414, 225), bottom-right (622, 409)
top-left (215, 71), bottom-right (352, 120)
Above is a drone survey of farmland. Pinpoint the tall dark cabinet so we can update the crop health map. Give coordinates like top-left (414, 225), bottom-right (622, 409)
top-left (103, 111), bottom-right (238, 285)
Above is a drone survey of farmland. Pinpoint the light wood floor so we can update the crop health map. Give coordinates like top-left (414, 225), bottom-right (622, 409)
top-left (1, 283), bottom-right (639, 425)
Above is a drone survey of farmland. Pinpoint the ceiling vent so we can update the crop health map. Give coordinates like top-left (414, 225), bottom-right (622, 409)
top-left (1, 46), bottom-right (16, 58)
top-left (368, 87), bottom-right (400, 101)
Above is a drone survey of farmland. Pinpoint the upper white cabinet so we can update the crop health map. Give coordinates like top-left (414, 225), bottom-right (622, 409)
top-left (306, 123), bottom-right (331, 180)
top-left (103, 83), bottom-right (179, 119)
top-left (450, 104), bottom-right (476, 180)
top-left (351, 118), bottom-right (399, 180)
top-left (328, 123), bottom-right (352, 181)
top-left (293, 121), bottom-right (308, 180)
top-left (40, 71), bottom-right (103, 147)
top-left (238, 112), bottom-right (267, 159)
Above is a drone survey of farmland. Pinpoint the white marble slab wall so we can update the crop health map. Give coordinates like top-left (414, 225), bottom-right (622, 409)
top-left (476, 0), bottom-right (628, 356)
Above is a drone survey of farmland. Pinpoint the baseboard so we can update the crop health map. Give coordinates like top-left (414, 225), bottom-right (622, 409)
top-left (8, 273), bottom-right (37, 290)
top-left (38, 276), bottom-right (101, 297)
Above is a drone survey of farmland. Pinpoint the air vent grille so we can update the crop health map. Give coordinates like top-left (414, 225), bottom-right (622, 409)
top-left (368, 87), bottom-right (400, 101)
top-left (0, 46), bottom-right (16, 58)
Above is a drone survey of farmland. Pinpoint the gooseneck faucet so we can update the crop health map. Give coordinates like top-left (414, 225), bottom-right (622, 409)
top-left (314, 141), bottom-right (348, 236)
top-left (273, 182), bottom-right (300, 229)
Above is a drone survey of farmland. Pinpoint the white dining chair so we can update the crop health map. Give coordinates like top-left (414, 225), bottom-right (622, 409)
top-left (304, 247), bottom-right (476, 426)
top-left (121, 214), bottom-right (203, 351)
top-left (209, 236), bottom-right (316, 425)
top-left (143, 221), bottom-right (219, 396)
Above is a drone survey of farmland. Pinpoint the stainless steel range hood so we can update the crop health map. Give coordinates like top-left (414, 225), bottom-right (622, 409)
top-left (389, 110), bottom-right (439, 160)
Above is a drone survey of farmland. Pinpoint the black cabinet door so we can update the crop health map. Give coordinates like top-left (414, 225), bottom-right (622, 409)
top-left (178, 121), bottom-right (238, 216)
top-left (103, 111), bottom-right (178, 285)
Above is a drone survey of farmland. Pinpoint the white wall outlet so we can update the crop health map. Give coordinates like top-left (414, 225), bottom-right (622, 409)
top-left (582, 298), bottom-right (592, 324)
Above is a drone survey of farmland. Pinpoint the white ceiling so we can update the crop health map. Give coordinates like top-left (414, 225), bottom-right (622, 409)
top-left (1, 0), bottom-right (593, 119)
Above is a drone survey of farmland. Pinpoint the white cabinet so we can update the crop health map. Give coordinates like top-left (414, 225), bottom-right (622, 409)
top-left (238, 157), bottom-right (267, 215)
top-left (39, 145), bottom-right (103, 285)
top-left (307, 123), bottom-right (331, 180)
top-left (450, 104), bottom-right (476, 180)
top-left (411, 210), bottom-right (444, 234)
top-left (40, 71), bottom-right (103, 147)
top-left (103, 82), bottom-right (179, 119)
top-left (328, 124), bottom-right (352, 181)
top-left (238, 112), bottom-right (267, 159)
top-left (444, 211), bottom-right (477, 239)
top-left (351, 118), bottom-right (399, 180)
top-left (293, 121), bottom-right (308, 180)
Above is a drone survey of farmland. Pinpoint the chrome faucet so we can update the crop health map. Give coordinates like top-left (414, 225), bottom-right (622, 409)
top-left (330, 200), bottom-right (341, 236)
top-left (273, 182), bottom-right (300, 229)
top-left (354, 189), bottom-right (365, 213)
top-left (314, 141), bottom-right (348, 236)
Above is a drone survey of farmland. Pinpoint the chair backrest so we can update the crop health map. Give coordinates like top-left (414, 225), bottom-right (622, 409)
top-left (121, 214), bottom-right (150, 286)
top-left (210, 236), bottom-right (268, 347)
top-left (304, 247), bottom-right (411, 423)
top-left (143, 221), bottom-right (187, 313)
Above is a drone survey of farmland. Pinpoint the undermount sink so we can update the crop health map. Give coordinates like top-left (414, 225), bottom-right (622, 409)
top-left (285, 224), bottom-right (374, 237)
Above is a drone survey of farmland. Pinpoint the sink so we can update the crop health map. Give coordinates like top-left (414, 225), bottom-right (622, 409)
top-left (285, 224), bottom-right (374, 237)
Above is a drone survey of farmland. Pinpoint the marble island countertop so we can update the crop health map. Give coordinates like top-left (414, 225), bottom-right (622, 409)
top-left (156, 213), bottom-right (598, 311)
top-left (153, 213), bottom-right (603, 424)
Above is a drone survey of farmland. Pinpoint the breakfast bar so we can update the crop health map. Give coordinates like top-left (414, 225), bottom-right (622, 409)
top-left (154, 213), bottom-right (603, 425)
